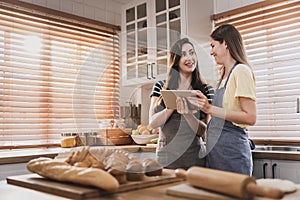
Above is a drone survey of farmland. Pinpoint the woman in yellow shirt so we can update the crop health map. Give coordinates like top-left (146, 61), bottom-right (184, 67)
top-left (189, 24), bottom-right (256, 175)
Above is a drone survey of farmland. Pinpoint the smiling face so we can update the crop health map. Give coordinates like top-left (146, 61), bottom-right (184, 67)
top-left (210, 38), bottom-right (227, 65)
top-left (178, 43), bottom-right (197, 74)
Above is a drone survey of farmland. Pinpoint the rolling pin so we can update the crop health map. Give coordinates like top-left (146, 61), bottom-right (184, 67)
top-left (176, 167), bottom-right (284, 199)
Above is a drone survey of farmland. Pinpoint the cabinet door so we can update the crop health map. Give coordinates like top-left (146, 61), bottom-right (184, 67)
top-left (154, 0), bottom-right (182, 78)
top-left (253, 159), bottom-right (300, 184)
top-left (121, 0), bottom-right (184, 86)
top-left (253, 159), bottom-right (272, 179)
top-left (122, 0), bottom-right (150, 86)
top-left (272, 160), bottom-right (300, 183)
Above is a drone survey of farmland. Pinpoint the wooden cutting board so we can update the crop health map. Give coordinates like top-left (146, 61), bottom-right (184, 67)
top-left (7, 169), bottom-right (182, 200)
top-left (167, 183), bottom-right (300, 200)
top-left (167, 183), bottom-right (237, 200)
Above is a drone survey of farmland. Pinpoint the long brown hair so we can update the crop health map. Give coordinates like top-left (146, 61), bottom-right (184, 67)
top-left (210, 24), bottom-right (254, 85)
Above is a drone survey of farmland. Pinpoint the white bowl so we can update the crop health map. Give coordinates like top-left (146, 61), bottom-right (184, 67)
top-left (131, 134), bottom-right (158, 144)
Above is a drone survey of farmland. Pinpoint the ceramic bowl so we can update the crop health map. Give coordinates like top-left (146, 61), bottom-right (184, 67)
top-left (131, 134), bottom-right (158, 144)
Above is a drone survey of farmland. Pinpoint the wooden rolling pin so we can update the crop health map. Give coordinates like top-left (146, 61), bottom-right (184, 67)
top-left (176, 167), bottom-right (284, 199)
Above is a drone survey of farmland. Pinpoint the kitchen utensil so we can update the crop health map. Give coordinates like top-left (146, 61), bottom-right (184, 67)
top-left (175, 167), bottom-right (284, 199)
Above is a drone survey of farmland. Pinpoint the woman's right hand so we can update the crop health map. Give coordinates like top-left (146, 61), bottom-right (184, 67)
top-left (176, 97), bottom-right (198, 115)
top-left (188, 90), bottom-right (212, 114)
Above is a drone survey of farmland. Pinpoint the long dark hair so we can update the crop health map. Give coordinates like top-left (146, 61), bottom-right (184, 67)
top-left (155, 38), bottom-right (208, 112)
top-left (164, 38), bottom-right (206, 91)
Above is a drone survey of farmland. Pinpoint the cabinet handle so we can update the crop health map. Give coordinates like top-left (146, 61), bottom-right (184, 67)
top-left (151, 63), bottom-right (156, 79)
top-left (263, 163), bottom-right (268, 178)
top-left (272, 163), bottom-right (277, 179)
top-left (146, 63), bottom-right (151, 80)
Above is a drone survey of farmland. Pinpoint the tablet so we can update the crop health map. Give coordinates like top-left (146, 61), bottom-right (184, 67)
top-left (161, 90), bottom-right (197, 109)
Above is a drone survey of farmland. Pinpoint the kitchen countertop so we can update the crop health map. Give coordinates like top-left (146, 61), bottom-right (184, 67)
top-left (252, 137), bottom-right (300, 146)
top-left (252, 149), bottom-right (300, 160)
top-left (2, 144), bottom-right (300, 165)
top-left (3, 144), bottom-right (300, 165)
top-left (0, 145), bottom-right (157, 165)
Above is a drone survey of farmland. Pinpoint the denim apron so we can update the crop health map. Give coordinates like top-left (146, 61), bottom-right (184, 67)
top-left (206, 63), bottom-right (252, 175)
top-left (157, 110), bottom-right (204, 170)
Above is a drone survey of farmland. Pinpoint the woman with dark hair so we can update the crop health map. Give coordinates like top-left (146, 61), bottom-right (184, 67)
top-left (189, 24), bottom-right (256, 175)
top-left (149, 38), bottom-right (214, 169)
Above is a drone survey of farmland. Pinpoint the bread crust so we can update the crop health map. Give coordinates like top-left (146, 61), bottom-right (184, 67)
top-left (27, 157), bottom-right (119, 191)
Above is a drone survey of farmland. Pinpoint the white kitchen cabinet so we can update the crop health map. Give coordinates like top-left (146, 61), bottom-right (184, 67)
top-left (253, 159), bottom-right (300, 183)
top-left (121, 0), bottom-right (213, 86)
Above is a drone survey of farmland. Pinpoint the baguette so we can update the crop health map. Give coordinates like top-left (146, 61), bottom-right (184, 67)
top-left (27, 157), bottom-right (119, 191)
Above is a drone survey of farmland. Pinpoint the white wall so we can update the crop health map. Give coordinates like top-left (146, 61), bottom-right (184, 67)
top-left (214, 0), bottom-right (264, 13)
top-left (20, 0), bottom-right (266, 23)
top-left (20, 0), bottom-right (123, 25)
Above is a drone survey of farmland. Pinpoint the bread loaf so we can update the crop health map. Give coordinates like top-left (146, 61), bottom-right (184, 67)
top-left (60, 135), bottom-right (84, 148)
top-left (61, 137), bottom-right (76, 148)
top-left (27, 157), bottom-right (119, 191)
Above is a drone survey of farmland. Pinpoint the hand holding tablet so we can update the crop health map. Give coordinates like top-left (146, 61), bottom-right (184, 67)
top-left (161, 90), bottom-right (198, 110)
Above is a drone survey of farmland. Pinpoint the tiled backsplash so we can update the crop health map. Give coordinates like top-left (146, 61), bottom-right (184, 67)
top-left (20, 0), bottom-right (122, 25)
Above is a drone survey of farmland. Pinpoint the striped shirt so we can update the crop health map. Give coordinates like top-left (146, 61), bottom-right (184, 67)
top-left (150, 80), bottom-right (166, 98)
top-left (150, 80), bottom-right (215, 104)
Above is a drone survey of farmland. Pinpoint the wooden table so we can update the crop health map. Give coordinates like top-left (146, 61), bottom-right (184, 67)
top-left (2, 179), bottom-right (300, 200)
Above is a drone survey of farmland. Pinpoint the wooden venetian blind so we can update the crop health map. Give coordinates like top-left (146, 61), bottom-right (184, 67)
top-left (212, 0), bottom-right (300, 138)
top-left (0, 0), bottom-right (120, 149)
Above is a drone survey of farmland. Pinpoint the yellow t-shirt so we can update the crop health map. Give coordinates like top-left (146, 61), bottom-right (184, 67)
top-left (220, 64), bottom-right (256, 128)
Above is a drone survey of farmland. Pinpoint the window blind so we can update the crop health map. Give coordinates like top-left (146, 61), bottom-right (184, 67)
top-left (212, 0), bottom-right (300, 138)
top-left (0, 0), bottom-right (120, 149)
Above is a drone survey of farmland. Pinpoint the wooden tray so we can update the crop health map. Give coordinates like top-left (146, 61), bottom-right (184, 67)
top-left (7, 169), bottom-right (182, 199)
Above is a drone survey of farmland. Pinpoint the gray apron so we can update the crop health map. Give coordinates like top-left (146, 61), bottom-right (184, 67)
top-left (157, 110), bottom-right (204, 170)
top-left (206, 63), bottom-right (252, 175)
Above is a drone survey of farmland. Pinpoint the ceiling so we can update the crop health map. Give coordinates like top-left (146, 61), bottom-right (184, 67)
top-left (111, 0), bottom-right (133, 5)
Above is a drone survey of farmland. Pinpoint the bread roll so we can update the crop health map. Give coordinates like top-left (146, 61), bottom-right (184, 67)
top-left (27, 157), bottom-right (119, 191)
top-left (108, 167), bottom-right (127, 184)
top-left (126, 159), bottom-right (144, 181)
top-left (142, 158), bottom-right (163, 176)
top-left (105, 152), bottom-right (128, 184)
